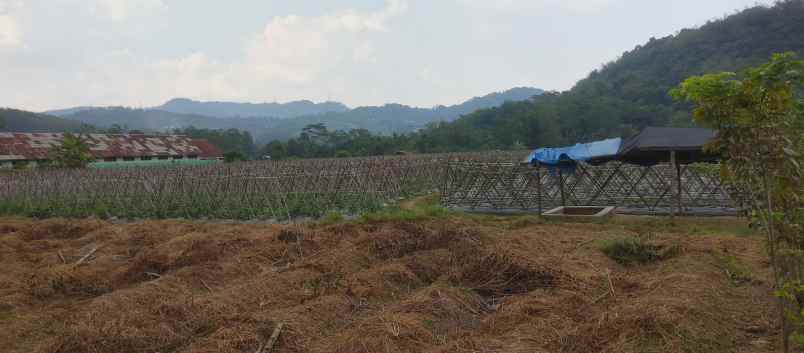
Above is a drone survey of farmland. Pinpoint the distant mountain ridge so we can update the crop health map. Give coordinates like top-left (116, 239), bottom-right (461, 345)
top-left (46, 99), bottom-right (350, 120)
top-left (43, 106), bottom-right (100, 117)
top-left (53, 87), bottom-right (544, 143)
top-left (155, 98), bottom-right (350, 119)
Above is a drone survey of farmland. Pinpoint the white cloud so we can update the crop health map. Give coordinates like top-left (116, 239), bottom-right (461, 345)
top-left (240, 0), bottom-right (407, 83)
top-left (39, 0), bottom-right (408, 108)
top-left (90, 0), bottom-right (167, 21)
top-left (0, 0), bottom-right (22, 48)
top-left (67, 49), bottom-right (239, 107)
top-left (0, 14), bottom-right (20, 47)
top-left (158, 0), bottom-right (407, 98)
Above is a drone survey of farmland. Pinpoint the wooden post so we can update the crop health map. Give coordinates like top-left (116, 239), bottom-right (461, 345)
top-left (558, 168), bottom-right (566, 207)
top-left (535, 162), bottom-right (543, 215)
top-left (670, 151), bottom-right (677, 220)
top-left (676, 160), bottom-right (683, 217)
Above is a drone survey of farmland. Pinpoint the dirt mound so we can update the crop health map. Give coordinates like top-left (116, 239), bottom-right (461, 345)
top-left (449, 246), bottom-right (559, 297)
top-left (0, 216), bottom-right (780, 353)
top-left (19, 219), bottom-right (104, 241)
top-left (362, 222), bottom-right (472, 259)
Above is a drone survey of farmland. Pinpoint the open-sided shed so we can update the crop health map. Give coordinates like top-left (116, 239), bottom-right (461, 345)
top-left (443, 127), bottom-right (742, 216)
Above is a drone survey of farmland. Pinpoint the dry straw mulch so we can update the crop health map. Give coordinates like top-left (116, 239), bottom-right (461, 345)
top-left (0, 216), bottom-right (779, 353)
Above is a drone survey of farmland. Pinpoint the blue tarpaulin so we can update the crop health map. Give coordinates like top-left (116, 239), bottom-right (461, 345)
top-left (527, 138), bottom-right (622, 166)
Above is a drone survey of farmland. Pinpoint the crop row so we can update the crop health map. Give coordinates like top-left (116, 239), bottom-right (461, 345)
top-left (0, 151), bottom-right (526, 220)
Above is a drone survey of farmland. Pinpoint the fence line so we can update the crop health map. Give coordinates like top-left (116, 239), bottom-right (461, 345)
top-left (441, 161), bottom-right (744, 215)
top-left (0, 151), bottom-right (527, 220)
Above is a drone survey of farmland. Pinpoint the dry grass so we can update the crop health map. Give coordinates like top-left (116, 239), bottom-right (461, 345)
top-left (0, 215), bottom-right (779, 353)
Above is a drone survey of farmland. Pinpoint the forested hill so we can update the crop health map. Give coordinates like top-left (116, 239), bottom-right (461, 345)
top-left (54, 87), bottom-right (544, 143)
top-left (415, 0), bottom-right (804, 151)
top-left (0, 108), bottom-right (87, 132)
top-left (58, 107), bottom-right (270, 133)
top-left (573, 0), bottom-right (804, 108)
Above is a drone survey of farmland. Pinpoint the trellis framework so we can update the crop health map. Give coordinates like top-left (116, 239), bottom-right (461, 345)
top-left (0, 151), bottom-right (526, 220)
top-left (441, 161), bottom-right (744, 215)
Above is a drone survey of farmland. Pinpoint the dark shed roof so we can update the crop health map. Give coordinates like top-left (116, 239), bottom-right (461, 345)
top-left (617, 127), bottom-right (718, 165)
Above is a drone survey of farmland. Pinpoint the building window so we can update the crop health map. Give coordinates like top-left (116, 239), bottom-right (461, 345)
top-left (141, 156), bottom-right (153, 161)
top-left (174, 156), bottom-right (184, 160)
top-left (158, 156), bottom-right (170, 160)
top-left (104, 157), bottom-right (116, 162)
top-left (187, 155), bottom-right (198, 160)
top-left (123, 157), bottom-right (136, 162)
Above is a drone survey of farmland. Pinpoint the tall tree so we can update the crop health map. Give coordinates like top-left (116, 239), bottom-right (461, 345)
top-left (672, 52), bottom-right (804, 351)
top-left (49, 133), bottom-right (94, 168)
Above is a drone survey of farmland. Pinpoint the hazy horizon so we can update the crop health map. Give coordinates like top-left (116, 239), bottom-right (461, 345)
top-left (0, 0), bottom-right (775, 112)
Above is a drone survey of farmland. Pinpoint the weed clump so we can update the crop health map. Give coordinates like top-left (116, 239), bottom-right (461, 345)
top-left (716, 255), bottom-right (753, 285)
top-left (600, 237), bottom-right (679, 266)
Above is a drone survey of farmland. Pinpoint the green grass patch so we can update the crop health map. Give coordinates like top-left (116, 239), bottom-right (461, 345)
top-left (318, 211), bottom-right (346, 225)
top-left (715, 255), bottom-right (753, 285)
top-left (600, 236), bottom-right (680, 266)
top-left (358, 193), bottom-right (452, 223)
top-left (360, 204), bottom-right (451, 223)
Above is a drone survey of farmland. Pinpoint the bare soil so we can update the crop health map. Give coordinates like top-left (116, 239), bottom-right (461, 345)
top-left (0, 215), bottom-right (779, 353)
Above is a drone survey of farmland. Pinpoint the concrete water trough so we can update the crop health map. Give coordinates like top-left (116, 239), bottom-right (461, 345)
top-left (542, 206), bottom-right (616, 220)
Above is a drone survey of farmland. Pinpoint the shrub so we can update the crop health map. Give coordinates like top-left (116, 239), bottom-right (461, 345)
top-left (600, 237), bottom-right (662, 265)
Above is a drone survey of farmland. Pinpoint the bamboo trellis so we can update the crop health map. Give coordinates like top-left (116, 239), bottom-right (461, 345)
top-left (0, 151), bottom-right (529, 220)
top-left (441, 161), bottom-right (745, 215)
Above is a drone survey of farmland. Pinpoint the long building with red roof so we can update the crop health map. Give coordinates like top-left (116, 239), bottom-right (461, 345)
top-left (0, 132), bottom-right (224, 168)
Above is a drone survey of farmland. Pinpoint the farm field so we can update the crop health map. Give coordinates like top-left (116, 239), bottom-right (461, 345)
top-left (0, 152), bottom-right (525, 220)
top-left (0, 212), bottom-right (779, 353)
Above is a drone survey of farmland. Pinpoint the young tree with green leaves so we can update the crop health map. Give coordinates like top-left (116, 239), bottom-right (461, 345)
top-left (49, 133), bottom-right (94, 168)
top-left (672, 52), bottom-right (803, 351)
top-left (223, 151), bottom-right (247, 163)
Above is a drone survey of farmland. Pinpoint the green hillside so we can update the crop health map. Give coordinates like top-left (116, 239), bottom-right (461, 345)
top-left (416, 0), bottom-right (804, 151)
top-left (0, 108), bottom-right (87, 132)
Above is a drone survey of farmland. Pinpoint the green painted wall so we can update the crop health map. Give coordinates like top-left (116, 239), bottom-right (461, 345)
top-left (89, 159), bottom-right (221, 169)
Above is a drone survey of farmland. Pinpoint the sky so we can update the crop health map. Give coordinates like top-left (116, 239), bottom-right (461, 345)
top-left (0, 0), bottom-right (776, 112)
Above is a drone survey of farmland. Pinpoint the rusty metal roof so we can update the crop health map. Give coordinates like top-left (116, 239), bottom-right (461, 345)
top-left (0, 133), bottom-right (224, 161)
